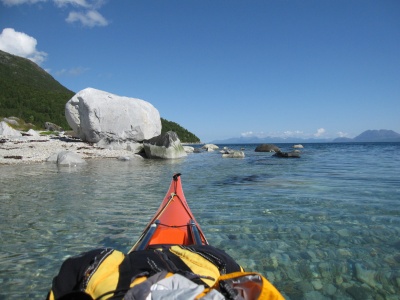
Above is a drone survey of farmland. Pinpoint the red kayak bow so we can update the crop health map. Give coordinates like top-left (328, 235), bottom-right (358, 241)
top-left (129, 174), bottom-right (208, 252)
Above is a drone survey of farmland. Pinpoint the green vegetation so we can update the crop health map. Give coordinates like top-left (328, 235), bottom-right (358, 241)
top-left (161, 118), bottom-right (200, 143)
top-left (0, 50), bottom-right (201, 143)
top-left (0, 116), bottom-right (36, 131)
top-left (0, 50), bottom-right (74, 130)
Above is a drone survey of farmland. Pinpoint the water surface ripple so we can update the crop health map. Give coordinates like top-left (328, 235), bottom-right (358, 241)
top-left (0, 143), bottom-right (399, 299)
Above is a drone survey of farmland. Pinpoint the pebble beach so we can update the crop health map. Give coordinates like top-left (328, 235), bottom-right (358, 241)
top-left (0, 134), bottom-right (139, 165)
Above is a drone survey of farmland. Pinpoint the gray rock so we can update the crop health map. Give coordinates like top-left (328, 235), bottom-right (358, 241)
top-left (355, 263), bottom-right (380, 289)
top-left (56, 151), bottom-right (87, 166)
top-left (0, 121), bottom-right (22, 137)
top-left (311, 279), bottom-right (323, 290)
top-left (346, 285), bottom-right (373, 300)
top-left (44, 122), bottom-right (63, 132)
top-left (143, 131), bottom-right (187, 159)
top-left (117, 156), bottom-right (131, 161)
top-left (337, 228), bottom-right (350, 237)
top-left (297, 281), bottom-right (314, 293)
top-left (254, 144), bottom-right (280, 152)
top-left (183, 146), bottom-right (194, 153)
top-left (65, 88), bottom-right (161, 143)
top-left (222, 151), bottom-right (245, 158)
top-left (323, 283), bottom-right (337, 296)
top-left (293, 144), bottom-right (304, 149)
top-left (193, 148), bottom-right (203, 153)
top-left (2, 117), bottom-right (20, 126)
top-left (26, 129), bottom-right (40, 137)
top-left (126, 142), bottom-right (144, 153)
top-left (46, 153), bottom-right (59, 163)
top-left (202, 144), bottom-right (219, 151)
top-left (304, 291), bottom-right (330, 300)
top-left (273, 151), bottom-right (301, 158)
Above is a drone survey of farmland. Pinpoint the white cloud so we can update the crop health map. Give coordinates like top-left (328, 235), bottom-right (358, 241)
top-left (1, 0), bottom-right (109, 27)
top-left (314, 128), bottom-right (326, 137)
top-left (54, 0), bottom-right (90, 8)
top-left (1, 0), bottom-right (95, 6)
top-left (337, 131), bottom-right (349, 138)
top-left (0, 28), bottom-right (47, 65)
top-left (1, 0), bottom-right (46, 5)
top-left (283, 130), bottom-right (304, 137)
top-left (241, 131), bottom-right (254, 137)
top-left (66, 9), bottom-right (108, 27)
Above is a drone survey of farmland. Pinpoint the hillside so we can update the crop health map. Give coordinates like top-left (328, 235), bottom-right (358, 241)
top-left (161, 118), bottom-right (200, 143)
top-left (0, 50), bottom-right (200, 143)
top-left (0, 50), bottom-right (75, 129)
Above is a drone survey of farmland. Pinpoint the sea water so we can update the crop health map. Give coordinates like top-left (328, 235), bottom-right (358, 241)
top-left (0, 143), bottom-right (399, 299)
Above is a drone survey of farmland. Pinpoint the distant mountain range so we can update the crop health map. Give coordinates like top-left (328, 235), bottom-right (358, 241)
top-left (332, 130), bottom-right (400, 143)
top-left (211, 129), bottom-right (400, 144)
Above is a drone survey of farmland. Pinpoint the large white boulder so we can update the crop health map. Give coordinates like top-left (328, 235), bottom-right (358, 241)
top-left (65, 88), bottom-right (161, 143)
top-left (0, 121), bottom-right (22, 137)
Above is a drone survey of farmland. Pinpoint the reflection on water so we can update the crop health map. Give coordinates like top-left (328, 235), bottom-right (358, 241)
top-left (0, 143), bottom-right (399, 299)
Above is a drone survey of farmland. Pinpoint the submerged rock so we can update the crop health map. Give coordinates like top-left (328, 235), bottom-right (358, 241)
top-left (254, 144), bottom-right (280, 152)
top-left (273, 151), bottom-right (301, 158)
top-left (220, 147), bottom-right (245, 158)
top-left (222, 150), bottom-right (245, 158)
top-left (345, 285), bottom-right (372, 300)
top-left (56, 151), bottom-right (87, 166)
top-left (355, 263), bottom-right (380, 289)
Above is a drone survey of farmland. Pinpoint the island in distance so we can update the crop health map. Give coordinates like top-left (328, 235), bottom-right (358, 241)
top-left (211, 129), bottom-right (400, 144)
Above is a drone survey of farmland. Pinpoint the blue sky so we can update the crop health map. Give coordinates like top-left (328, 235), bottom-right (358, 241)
top-left (1, 0), bottom-right (399, 142)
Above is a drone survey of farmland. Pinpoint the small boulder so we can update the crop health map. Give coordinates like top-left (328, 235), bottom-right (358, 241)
top-left (222, 151), bottom-right (245, 158)
top-left (2, 117), bottom-right (20, 126)
top-left (193, 148), bottom-right (203, 153)
top-left (255, 144), bottom-right (280, 152)
top-left (202, 144), bottom-right (219, 151)
top-left (117, 156), bottom-right (131, 161)
top-left (183, 146), bottom-right (195, 153)
top-left (26, 129), bottom-right (40, 137)
top-left (44, 122), bottom-right (63, 132)
top-left (0, 121), bottom-right (22, 137)
top-left (273, 151), bottom-right (301, 158)
top-left (293, 144), bottom-right (304, 149)
top-left (143, 131), bottom-right (187, 159)
top-left (56, 151), bottom-right (87, 166)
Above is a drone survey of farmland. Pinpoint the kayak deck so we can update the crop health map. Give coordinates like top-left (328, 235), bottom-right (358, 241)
top-left (129, 173), bottom-right (208, 252)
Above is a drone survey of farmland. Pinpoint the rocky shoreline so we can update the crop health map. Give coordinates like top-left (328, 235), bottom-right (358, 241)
top-left (0, 134), bottom-right (141, 165)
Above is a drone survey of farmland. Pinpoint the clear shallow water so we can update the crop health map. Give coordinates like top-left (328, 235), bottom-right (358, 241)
top-left (0, 143), bottom-right (399, 299)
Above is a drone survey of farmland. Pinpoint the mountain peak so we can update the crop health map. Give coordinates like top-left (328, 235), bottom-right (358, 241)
top-left (352, 129), bottom-right (400, 142)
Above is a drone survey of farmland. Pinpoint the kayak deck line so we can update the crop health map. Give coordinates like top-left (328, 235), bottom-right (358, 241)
top-left (129, 173), bottom-right (208, 253)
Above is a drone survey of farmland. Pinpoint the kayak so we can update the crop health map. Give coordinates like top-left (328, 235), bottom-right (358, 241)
top-left (129, 173), bottom-right (208, 252)
top-left (48, 173), bottom-right (285, 300)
